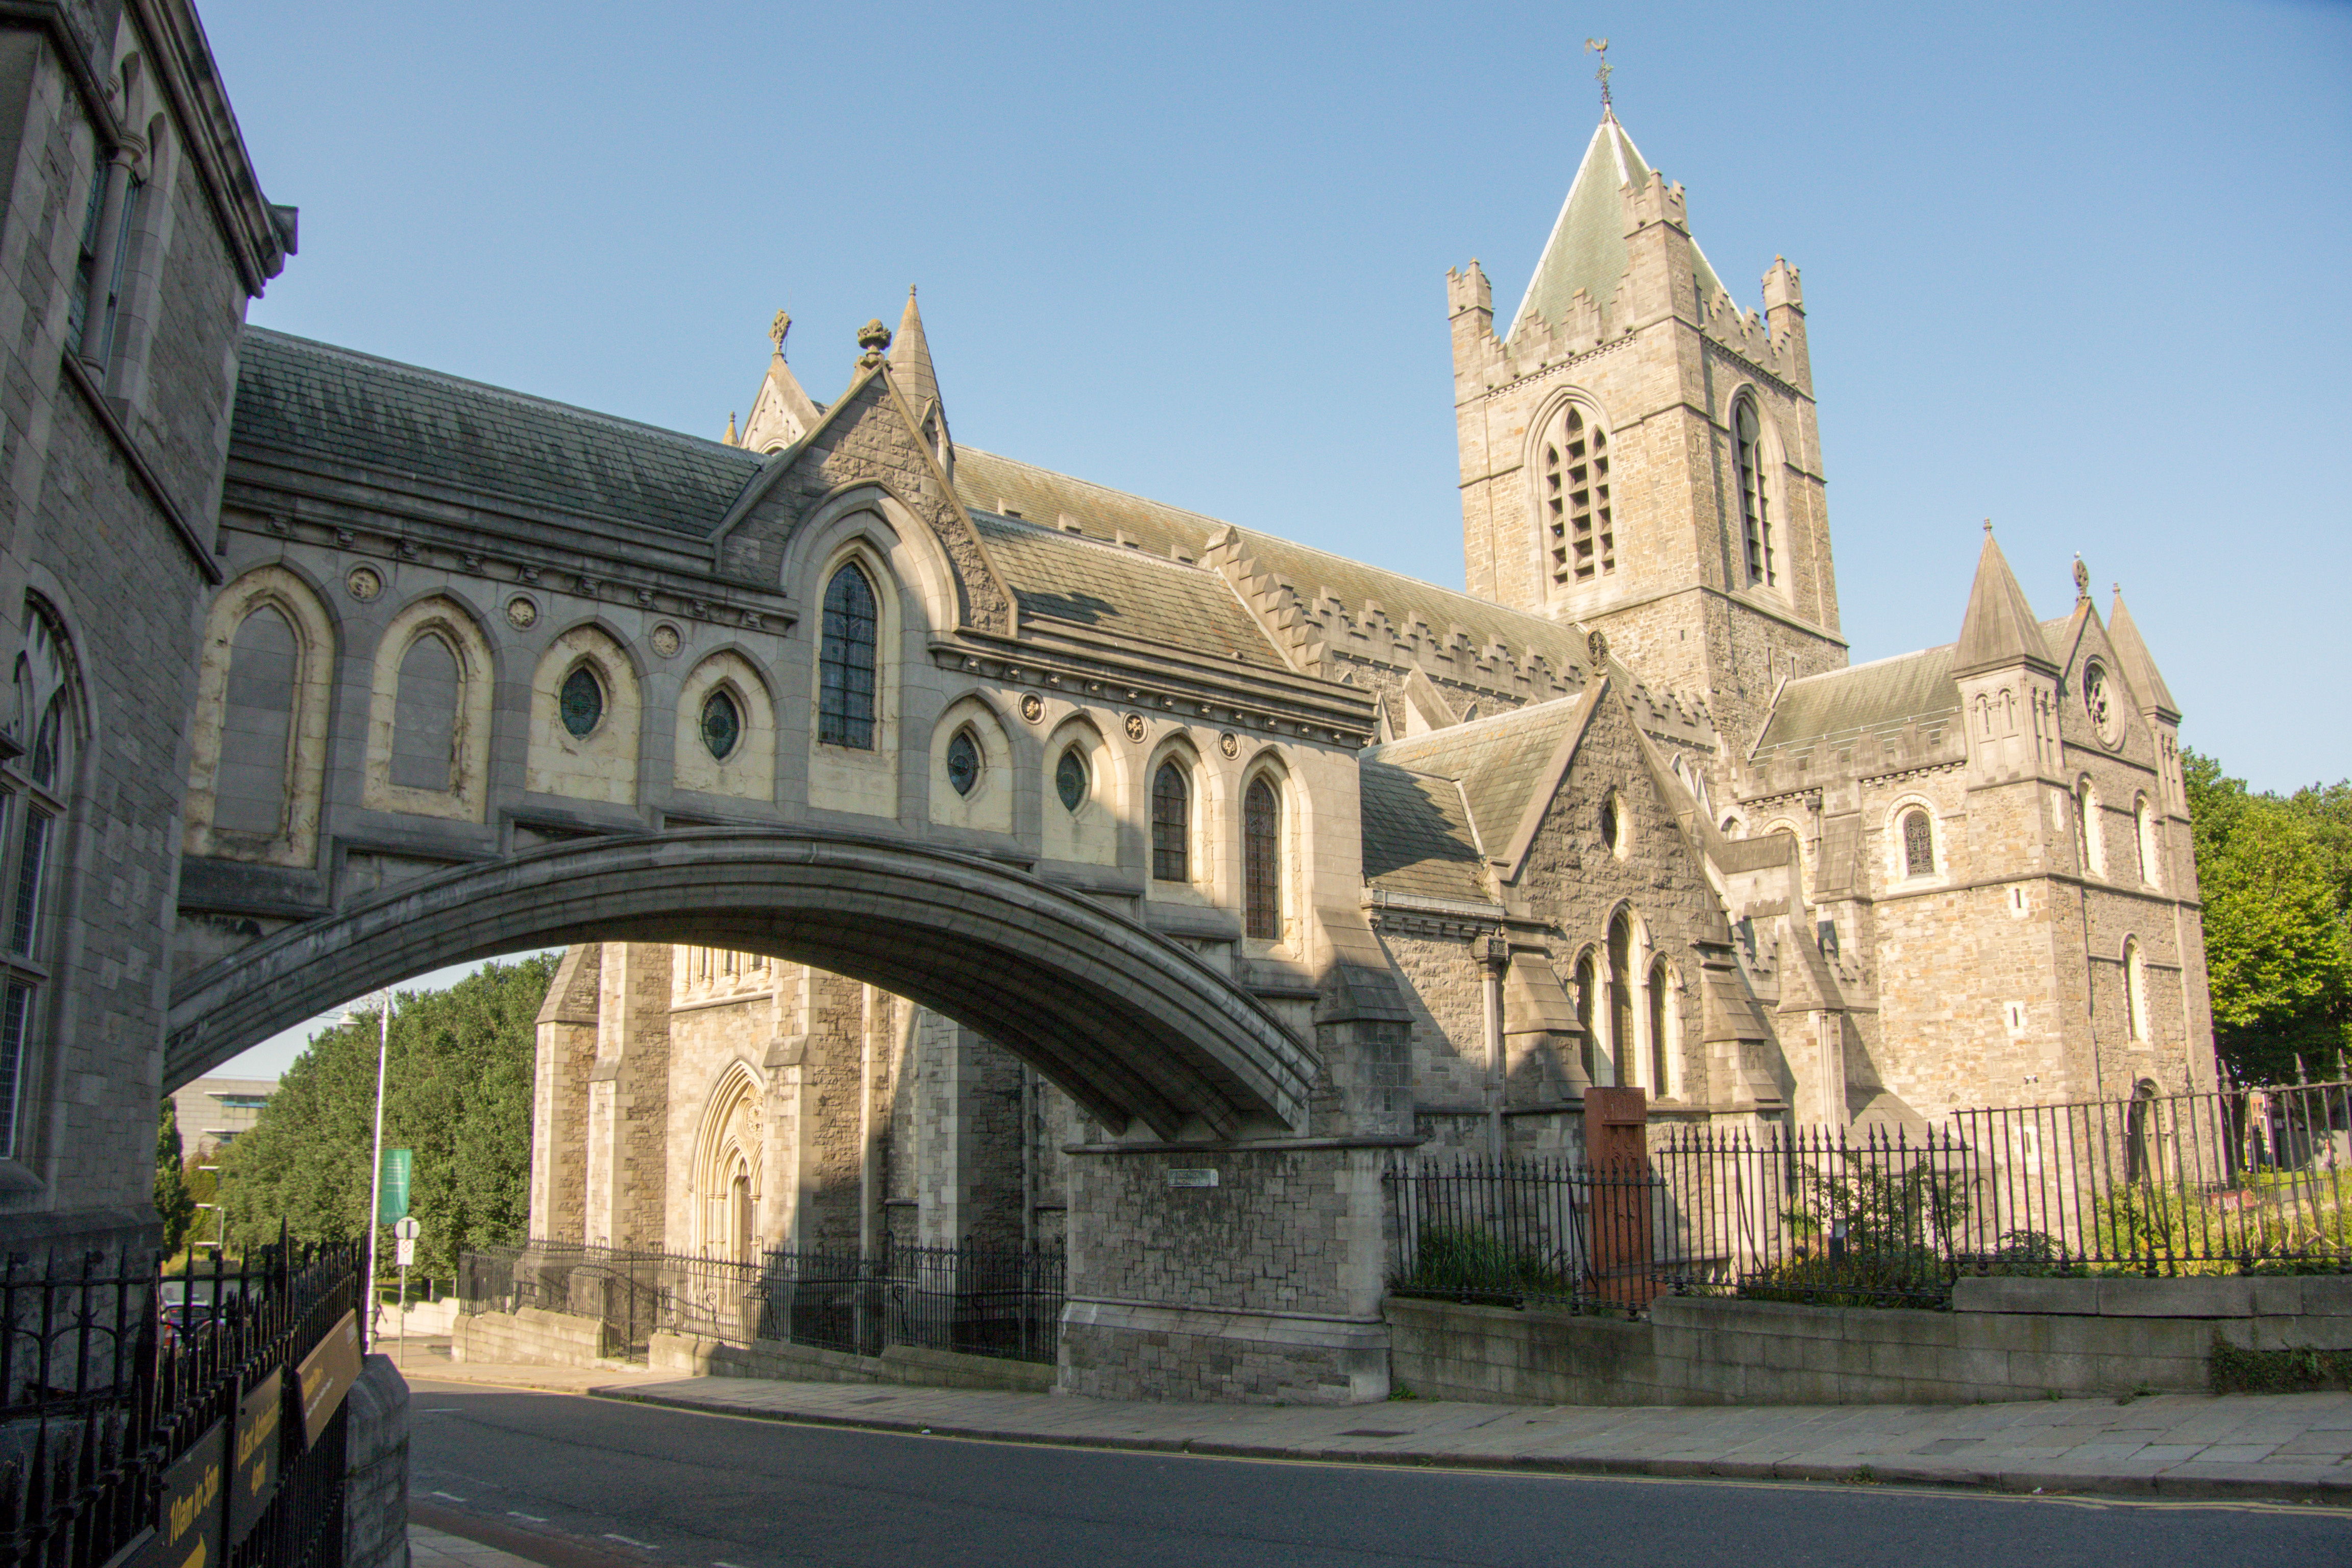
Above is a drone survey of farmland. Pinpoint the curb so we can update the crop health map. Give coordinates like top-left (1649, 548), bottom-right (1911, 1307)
top-left (586, 1386), bottom-right (2352, 1507)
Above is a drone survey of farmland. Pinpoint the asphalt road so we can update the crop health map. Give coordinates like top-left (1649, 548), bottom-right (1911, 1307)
top-left (408, 1377), bottom-right (2348, 1567)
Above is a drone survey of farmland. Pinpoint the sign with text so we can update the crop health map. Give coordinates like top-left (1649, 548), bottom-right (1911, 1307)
top-left (228, 1369), bottom-right (283, 1544)
top-left (376, 1149), bottom-right (411, 1223)
top-left (1165, 1168), bottom-right (1219, 1188)
top-left (296, 1310), bottom-right (362, 1448)
top-left (136, 1419), bottom-right (224, 1568)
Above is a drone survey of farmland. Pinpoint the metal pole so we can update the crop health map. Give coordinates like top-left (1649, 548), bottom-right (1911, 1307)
top-left (364, 987), bottom-right (391, 1345)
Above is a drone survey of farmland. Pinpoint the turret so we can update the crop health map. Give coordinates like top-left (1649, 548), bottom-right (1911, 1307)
top-left (1952, 526), bottom-right (2062, 788)
top-left (1762, 257), bottom-right (1810, 394)
top-left (2109, 587), bottom-right (2186, 816)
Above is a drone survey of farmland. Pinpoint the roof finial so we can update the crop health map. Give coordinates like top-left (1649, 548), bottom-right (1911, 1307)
top-left (1586, 38), bottom-right (1612, 115)
top-left (2073, 554), bottom-right (2090, 603)
top-left (1982, 518), bottom-right (1994, 536)
top-left (769, 310), bottom-right (790, 357)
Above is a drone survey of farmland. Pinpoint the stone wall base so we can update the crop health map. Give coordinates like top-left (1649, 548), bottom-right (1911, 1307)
top-left (1060, 1300), bottom-right (1389, 1404)
top-left (649, 1330), bottom-right (1053, 1393)
top-left (345, 1355), bottom-right (410, 1568)
top-left (452, 1307), bottom-right (610, 1366)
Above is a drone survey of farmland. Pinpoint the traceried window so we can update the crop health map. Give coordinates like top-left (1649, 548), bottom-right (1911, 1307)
top-left (1901, 808), bottom-right (1934, 879)
top-left (700, 689), bottom-right (741, 761)
top-left (1735, 399), bottom-right (1777, 586)
top-left (1243, 777), bottom-right (1280, 940)
top-left (819, 564), bottom-right (878, 749)
top-left (1151, 761), bottom-right (1189, 883)
top-left (1055, 747), bottom-right (1089, 813)
top-left (1, 604), bottom-right (77, 1162)
top-left (558, 665), bottom-right (605, 739)
top-left (946, 729), bottom-right (981, 797)
top-left (1539, 405), bottom-right (1614, 589)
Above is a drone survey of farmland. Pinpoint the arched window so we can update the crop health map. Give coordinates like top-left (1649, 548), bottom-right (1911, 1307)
top-left (1055, 746), bottom-right (1089, 813)
top-left (1243, 777), bottom-right (1280, 939)
top-left (946, 728), bottom-right (982, 797)
top-left (1599, 792), bottom-right (1625, 857)
top-left (2136, 796), bottom-right (2160, 890)
top-left (214, 605), bottom-right (298, 836)
top-left (1538, 404), bottom-right (1614, 590)
top-left (2124, 938), bottom-right (2148, 1042)
top-left (558, 664), bottom-right (605, 739)
top-left (700, 689), bottom-right (741, 761)
top-left (1734, 399), bottom-right (1776, 587)
top-left (1648, 957), bottom-right (1674, 1098)
top-left (1608, 913), bottom-right (1634, 1090)
top-left (819, 563), bottom-right (878, 749)
top-left (2074, 779), bottom-right (2102, 878)
top-left (1151, 761), bottom-right (1189, 882)
top-left (1900, 807), bottom-right (1934, 879)
top-left (1575, 949), bottom-right (1603, 1087)
top-left (2, 604), bottom-right (78, 1160)
top-left (390, 632), bottom-right (461, 793)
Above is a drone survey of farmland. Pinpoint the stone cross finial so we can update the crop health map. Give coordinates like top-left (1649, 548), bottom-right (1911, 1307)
top-left (2073, 555), bottom-right (2090, 601)
top-left (1982, 518), bottom-right (1994, 536)
top-left (769, 310), bottom-right (791, 355)
top-left (1586, 38), bottom-right (1612, 111)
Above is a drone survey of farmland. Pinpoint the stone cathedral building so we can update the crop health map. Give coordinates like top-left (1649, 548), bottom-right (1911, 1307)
top-left (515, 105), bottom-right (2214, 1261)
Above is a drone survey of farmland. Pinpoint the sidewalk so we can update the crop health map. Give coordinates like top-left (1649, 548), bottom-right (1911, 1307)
top-left (409, 1351), bottom-right (2352, 1504)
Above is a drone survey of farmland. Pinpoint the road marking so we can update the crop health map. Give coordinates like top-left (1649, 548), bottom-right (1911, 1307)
top-left (419, 1408), bottom-right (459, 1414)
top-left (506, 1513), bottom-right (547, 1524)
top-left (713, 1560), bottom-right (748, 1566)
top-left (430, 1491), bottom-right (467, 1503)
top-left (604, 1535), bottom-right (656, 1551)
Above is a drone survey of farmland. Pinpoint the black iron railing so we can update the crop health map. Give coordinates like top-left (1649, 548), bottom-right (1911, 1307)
top-left (1389, 1081), bottom-right (2352, 1313)
top-left (461, 1238), bottom-right (1066, 1365)
top-left (0, 1235), bottom-right (362, 1568)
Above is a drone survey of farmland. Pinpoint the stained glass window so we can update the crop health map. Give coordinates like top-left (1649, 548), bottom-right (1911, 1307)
top-left (1244, 778), bottom-right (1279, 940)
top-left (559, 666), bottom-right (604, 739)
top-left (1151, 762), bottom-right (1188, 882)
top-left (701, 689), bottom-right (741, 761)
top-left (946, 729), bottom-right (980, 797)
top-left (819, 564), bottom-right (878, 749)
top-left (1056, 747), bottom-right (1088, 813)
top-left (1902, 808), bottom-right (1934, 878)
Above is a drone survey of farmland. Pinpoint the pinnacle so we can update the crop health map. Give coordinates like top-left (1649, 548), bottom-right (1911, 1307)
top-left (1954, 526), bottom-right (2056, 678)
top-left (889, 285), bottom-right (941, 418)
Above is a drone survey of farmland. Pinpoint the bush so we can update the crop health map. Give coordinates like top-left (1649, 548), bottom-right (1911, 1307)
top-left (1392, 1225), bottom-right (1573, 1302)
top-left (1738, 1248), bottom-right (1953, 1309)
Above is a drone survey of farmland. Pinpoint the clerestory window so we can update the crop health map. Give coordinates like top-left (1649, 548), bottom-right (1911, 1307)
top-left (1151, 761), bottom-right (1189, 882)
top-left (1539, 405), bottom-right (1614, 590)
top-left (819, 564), bottom-right (878, 749)
top-left (1243, 777), bottom-right (1280, 940)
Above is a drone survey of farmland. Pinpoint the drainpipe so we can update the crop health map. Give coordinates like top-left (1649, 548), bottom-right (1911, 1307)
top-left (1481, 933), bottom-right (1509, 1165)
top-left (1020, 1065), bottom-right (1037, 1248)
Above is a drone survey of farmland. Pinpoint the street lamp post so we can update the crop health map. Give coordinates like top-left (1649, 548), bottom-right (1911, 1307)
top-left (362, 986), bottom-right (391, 1344)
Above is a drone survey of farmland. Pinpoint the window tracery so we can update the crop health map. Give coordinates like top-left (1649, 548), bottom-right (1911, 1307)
top-left (1735, 398), bottom-right (1776, 587)
top-left (1539, 404), bottom-right (1613, 589)
top-left (1901, 808), bottom-right (1934, 879)
top-left (1244, 777), bottom-right (1280, 940)
top-left (1151, 761), bottom-right (1189, 882)
top-left (819, 563), bottom-right (878, 749)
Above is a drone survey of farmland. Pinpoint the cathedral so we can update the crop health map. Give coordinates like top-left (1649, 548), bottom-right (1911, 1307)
top-left (523, 103), bottom-right (2215, 1259)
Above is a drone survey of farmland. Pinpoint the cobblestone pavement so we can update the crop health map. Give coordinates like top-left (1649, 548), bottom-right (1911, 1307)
top-left (413, 1351), bottom-right (2352, 1503)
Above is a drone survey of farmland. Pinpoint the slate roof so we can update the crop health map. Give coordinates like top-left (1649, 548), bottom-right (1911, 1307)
top-left (1952, 530), bottom-right (2055, 676)
top-left (1751, 645), bottom-right (1962, 762)
top-left (1507, 111), bottom-right (1729, 345)
top-left (1359, 761), bottom-right (1488, 903)
top-left (233, 329), bottom-right (765, 535)
top-left (1366, 693), bottom-right (1594, 854)
top-left (970, 511), bottom-right (1273, 658)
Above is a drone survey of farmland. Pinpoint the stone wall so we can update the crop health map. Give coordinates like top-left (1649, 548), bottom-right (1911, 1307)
top-left (1385, 1276), bottom-right (2352, 1407)
top-left (344, 1355), bottom-right (410, 1568)
top-left (451, 1306), bottom-right (607, 1366)
top-left (649, 1330), bottom-right (1052, 1393)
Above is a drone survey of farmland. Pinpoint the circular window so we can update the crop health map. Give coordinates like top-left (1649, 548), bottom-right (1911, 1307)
top-left (559, 666), bottom-right (604, 738)
top-left (946, 729), bottom-right (981, 797)
top-left (700, 689), bottom-right (741, 761)
top-left (2084, 660), bottom-right (2124, 749)
top-left (1055, 746), bottom-right (1089, 812)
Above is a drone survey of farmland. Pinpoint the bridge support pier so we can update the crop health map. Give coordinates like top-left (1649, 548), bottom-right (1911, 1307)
top-left (1058, 1135), bottom-right (1420, 1404)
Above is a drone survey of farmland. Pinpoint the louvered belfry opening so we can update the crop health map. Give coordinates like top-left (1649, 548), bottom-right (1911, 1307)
top-left (1545, 406), bottom-right (1613, 589)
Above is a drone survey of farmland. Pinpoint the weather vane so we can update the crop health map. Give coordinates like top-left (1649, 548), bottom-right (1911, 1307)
top-left (769, 310), bottom-right (791, 356)
top-left (1586, 37), bottom-right (1612, 111)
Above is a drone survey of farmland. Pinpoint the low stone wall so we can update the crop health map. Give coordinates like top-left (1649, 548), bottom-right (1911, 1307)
top-left (451, 1307), bottom-right (609, 1366)
top-left (1386, 1277), bottom-right (2352, 1407)
top-left (345, 1355), bottom-right (410, 1568)
top-left (650, 1331), bottom-right (1054, 1393)
top-left (383, 1297), bottom-right (458, 1337)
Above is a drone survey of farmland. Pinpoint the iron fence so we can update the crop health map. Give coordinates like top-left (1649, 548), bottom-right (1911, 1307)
top-left (0, 1235), bottom-right (362, 1568)
top-left (461, 1238), bottom-right (1066, 1365)
top-left (1389, 1080), bottom-right (2352, 1313)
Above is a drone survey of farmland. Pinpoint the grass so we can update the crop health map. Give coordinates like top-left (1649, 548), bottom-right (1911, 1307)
top-left (2209, 1336), bottom-right (2352, 1394)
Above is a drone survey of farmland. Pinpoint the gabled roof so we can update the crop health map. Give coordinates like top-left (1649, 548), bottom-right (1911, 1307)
top-left (1506, 110), bottom-right (1728, 345)
top-left (2106, 591), bottom-right (2179, 717)
top-left (969, 511), bottom-right (1274, 659)
top-left (233, 328), bottom-right (763, 535)
top-left (1359, 761), bottom-right (1487, 903)
top-left (1752, 645), bottom-right (1963, 762)
top-left (1953, 529), bottom-right (2057, 677)
top-left (1366, 691), bottom-right (1598, 861)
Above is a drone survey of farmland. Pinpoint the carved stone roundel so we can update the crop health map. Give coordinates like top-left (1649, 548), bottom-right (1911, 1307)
top-left (2084, 660), bottom-right (2123, 749)
top-left (505, 596), bottom-right (538, 630)
top-left (649, 623), bottom-right (682, 658)
top-left (1123, 713), bottom-right (1147, 744)
top-left (1019, 693), bottom-right (1044, 724)
top-left (1219, 731), bottom-right (1239, 760)
top-left (345, 566), bottom-right (382, 602)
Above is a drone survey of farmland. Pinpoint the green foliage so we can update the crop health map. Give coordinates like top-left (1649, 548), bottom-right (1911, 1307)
top-left (2184, 749), bottom-right (2352, 1085)
top-left (1737, 1252), bottom-right (1953, 1309)
top-left (1782, 1149), bottom-right (1973, 1256)
top-left (217, 955), bottom-right (557, 1279)
top-left (154, 1102), bottom-right (195, 1254)
top-left (2091, 1172), bottom-right (2352, 1272)
top-left (1391, 1225), bottom-right (1573, 1301)
top-left (2209, 1337), bottom-right (2352, 1394)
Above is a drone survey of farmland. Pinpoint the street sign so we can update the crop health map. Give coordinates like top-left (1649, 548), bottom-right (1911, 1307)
top-left (394, 1238), bottom-right (414, 1267)
top-left (392, 1216), bottom-right (420, 1241)
top-left (376, 1149), bottom-right (410, 1223)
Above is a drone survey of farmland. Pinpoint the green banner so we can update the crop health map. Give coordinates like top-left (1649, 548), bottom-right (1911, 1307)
top-left (376, 1148), bottom-right (411, 1223)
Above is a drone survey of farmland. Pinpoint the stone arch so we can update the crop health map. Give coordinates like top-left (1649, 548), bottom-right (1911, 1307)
top-left (1042, 713), bottom-right (1118, 867)
top-left (1883, 791), bottom-right (1943, 887)
top-left (691, 1061), bottom-right (766, 1258)
top-left (674, 648), bottom-right (774, 802)
top-left (363, 594), bottom-right (495, 822)
top-left (780, 485), bottom-right (963, 643)
top-left (930, 692), bottom-right (1014, 835)
top-left (163, 827), bottom-right (1316, 1143)
top-left (1760, 816), bottom-right (1809, 902)
top-left (527, 622), bottom-right (643, 806)
top-left (186, 565), bottom-right (336, 866)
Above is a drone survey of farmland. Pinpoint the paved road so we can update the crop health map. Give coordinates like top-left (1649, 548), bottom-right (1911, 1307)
top-left (408, 1377), bottom-right (2348, 1567)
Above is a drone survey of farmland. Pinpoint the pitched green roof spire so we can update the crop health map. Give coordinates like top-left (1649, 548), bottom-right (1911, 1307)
top-left (1506, 110), bottom-right (1729, 346)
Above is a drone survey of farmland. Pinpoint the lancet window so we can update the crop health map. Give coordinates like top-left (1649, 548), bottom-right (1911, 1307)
top-left (819, 564), bottom-right (878, 749)
top-left (1735, 398), bottom-right (1776, 587)
top-left (1540, 405), bottom-right (1614, 589)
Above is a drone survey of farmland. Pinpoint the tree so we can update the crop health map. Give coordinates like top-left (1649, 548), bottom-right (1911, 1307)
top-left (155, 1102), bottom-right (195, 1255)
top-left (2185, 749), bottom-right (2352, 1084)
top-left (217, 954), bottom-right (556, 1279)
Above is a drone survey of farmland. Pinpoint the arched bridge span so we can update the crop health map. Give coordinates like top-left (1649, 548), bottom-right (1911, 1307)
top-left (164, 828), bottom-right (1315, 1141)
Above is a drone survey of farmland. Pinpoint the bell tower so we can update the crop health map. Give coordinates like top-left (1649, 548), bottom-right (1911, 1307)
top-left (1450, 99), bottom-right (1847, 754)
